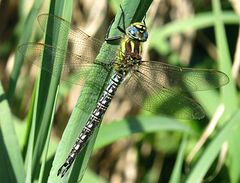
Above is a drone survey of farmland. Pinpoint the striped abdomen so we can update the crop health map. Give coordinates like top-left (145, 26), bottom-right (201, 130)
top-left (57, 73), bottom-right (123, 177)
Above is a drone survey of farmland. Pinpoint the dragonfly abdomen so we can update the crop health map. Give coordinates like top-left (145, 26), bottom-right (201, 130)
top-left (57, 73), bottom-right (123, 177)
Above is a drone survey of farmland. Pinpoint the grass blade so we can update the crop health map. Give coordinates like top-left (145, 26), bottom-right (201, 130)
top-left (8, 0), bottom-right (44, 100)
top-left (185, 111), bottom-right (240, 183)
top-left (212, 1), bottom-right (239, 182)
top-left (22, 0), bottom-right (74, 181)
top-left (51, 0), bottom-right (153, 182)
top-left (94, 116), bottom-right (192, 150)
top-left (0, 83), bottom-right (25, 183)
top-left (169, 134), bottom-right (188, 183)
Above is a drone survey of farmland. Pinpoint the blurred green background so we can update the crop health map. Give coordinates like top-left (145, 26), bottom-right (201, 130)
top-left (0, 0), bottom-right (240, 182)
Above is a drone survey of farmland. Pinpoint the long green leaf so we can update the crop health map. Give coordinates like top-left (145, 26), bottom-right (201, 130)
top-left (212, 1), bottom-right (239, 182)
top-left (8, 0), bottom-right (44, 100)
top-left (149, 12), bottom-right (239, 55)
top-left (169, 134), bottom-right (188, 183)
top-left (51, 0), bottom-right (153, 182)
top-left (81, 169), bottom-right (107, 183)
top-left (38, 86), bottom-right (59, 183)
top-left (22, 0), bottom-right (73, 182)
top-left (0, 82), bottom-right (25, 183)
top-left (94, 116), bottom-right (192, 150)
top-left (185, 111), bottom-right (240, 183)
top-left (213, 0), bottom-right (238, 118)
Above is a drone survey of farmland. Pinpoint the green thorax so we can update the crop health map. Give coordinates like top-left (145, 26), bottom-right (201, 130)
top-left (114, 22), bottom-right (148, 75)
top-left (114, 36), bottom-right (143, 74)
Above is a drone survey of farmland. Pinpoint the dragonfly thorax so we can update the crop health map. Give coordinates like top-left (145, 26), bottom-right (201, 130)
top-left (115, 49), bottom-right (142, 76)
top-left (115, 60), bottom-right (141, 76)
top-left (114, 27), bottom-right (145, 75)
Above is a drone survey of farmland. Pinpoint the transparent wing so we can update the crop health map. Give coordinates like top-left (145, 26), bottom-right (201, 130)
top-left (18, 42), bottom-right (110, 85)
top-left (37, 13), bottom-right (103, 60)
top-left (139, 61), bottom-right (229, 92)
top-left (124, 70), bottom-right (205, 119)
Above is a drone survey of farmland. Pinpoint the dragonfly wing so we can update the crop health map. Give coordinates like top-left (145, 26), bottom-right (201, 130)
top-left (123, 70), bottom-right (205, 119)
top-left (18, 43), bottom-right (110, 85)
top-left (37, 14), bottom-right (118, 64)
top-left (140, 61), bottom-right (229, 92)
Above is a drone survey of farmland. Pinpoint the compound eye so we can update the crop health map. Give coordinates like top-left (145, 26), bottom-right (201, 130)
top-left (143, 32), bottom-right (148, 40)
top-left (130, 27), bottom-right (138, 36)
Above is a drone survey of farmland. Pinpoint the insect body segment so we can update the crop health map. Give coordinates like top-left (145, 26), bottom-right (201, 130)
top-left (57, 73), bottom-right (123, 177)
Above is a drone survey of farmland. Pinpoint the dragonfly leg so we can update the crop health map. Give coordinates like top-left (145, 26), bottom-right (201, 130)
top-left (105, 5), bottom-right (126, 42)
top-left (143, 15), bottom-right (146, 26)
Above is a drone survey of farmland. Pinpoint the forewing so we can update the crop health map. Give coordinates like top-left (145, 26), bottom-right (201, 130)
top-left (37, 14), bottom-right (103, 60)
top-left (123, 70), bottom-right (205, 119)
top-left (139, 61), bottom-right (229, 92)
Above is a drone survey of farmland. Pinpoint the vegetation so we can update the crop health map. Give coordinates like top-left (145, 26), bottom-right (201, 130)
top-left (0, 0), bottom-right (239, 182)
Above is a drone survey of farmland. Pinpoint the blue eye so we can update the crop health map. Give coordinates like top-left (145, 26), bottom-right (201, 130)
top-left (130, 27), bottom-right (138, 35)
top-left (143, 32), bottom-right (148, 40)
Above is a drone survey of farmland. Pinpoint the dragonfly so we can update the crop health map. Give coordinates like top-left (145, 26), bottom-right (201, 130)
top-left (18, 8), bottom-right (229, 177)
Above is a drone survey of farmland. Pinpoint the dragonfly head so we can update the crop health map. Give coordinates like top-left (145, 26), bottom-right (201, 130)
top-left (126, 22), bottom-right (148, 42)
